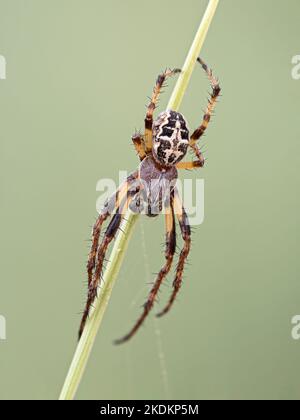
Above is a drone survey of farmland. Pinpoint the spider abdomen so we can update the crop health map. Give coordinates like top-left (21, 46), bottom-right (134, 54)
top-left (152, 110), bottom-right (189, 167)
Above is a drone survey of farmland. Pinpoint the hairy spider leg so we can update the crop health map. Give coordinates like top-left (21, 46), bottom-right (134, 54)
top-left (187, 57), bottom-right (221, 167)
top-left (79, 178), bottom-right (139, 339)
top-left (114, 194), bottom-right (176, 344)
top-left (157, 188), bottom-right (191, 317)
top-left (144, 68), bottom-right (181, 153)
top-left (86, 172), bottom-right (138, 290)
top-left (132, 132), bottom-right (146, 161)
top-left (175, 160), bottom-right (203, 170)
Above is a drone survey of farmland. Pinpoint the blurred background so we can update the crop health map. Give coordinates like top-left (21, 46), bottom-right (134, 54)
top-left (0, 0), bottom-right (300, 400)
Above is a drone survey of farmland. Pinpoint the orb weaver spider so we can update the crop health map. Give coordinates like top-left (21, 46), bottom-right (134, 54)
top-left (79, 57), bottom-right (221, 343)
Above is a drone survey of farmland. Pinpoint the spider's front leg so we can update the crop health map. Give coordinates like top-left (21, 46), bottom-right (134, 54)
top-left (144, 68), bottom-right (181, 153)
top-left (157, 188), bottom-right (191, 317)
top-left (79, 173), bottom-right (139, 339)
top-left (86, 172), bottom-right (138, 289)
top-left (115, 195), bottom-right (176, 344)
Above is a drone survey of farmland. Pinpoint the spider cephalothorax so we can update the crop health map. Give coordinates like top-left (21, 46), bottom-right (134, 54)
top-left (79, 58), bottom-right (221, 343)
top-left (136, 155), bottom-right (178, 217)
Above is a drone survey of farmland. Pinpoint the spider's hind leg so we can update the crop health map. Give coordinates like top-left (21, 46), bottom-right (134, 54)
top-left (115, 194), bottom-right (176, 344)
top-left (187, 58), bottom-right (221, 167)
top-left (157, 188), bottom-right (191, 317)
top-left (176, 160), bottom-right (203, 170)
top-left (144, 68), bottom-right (181, 153)
top-left (190, 57), bottom-right (221, 147)
top-left (132, 132), bottom-right (146, 161)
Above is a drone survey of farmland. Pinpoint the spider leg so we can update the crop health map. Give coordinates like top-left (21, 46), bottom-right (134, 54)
top-left (114, 195), bottom-right (176, 344)
top-left (175, 160), bottom-right (203, 170)
top-left (176, 141), bottom-right (206, 169)
top-left (86, 172), bottom-right (138, 289)
top-left (157, 188), bottom-right (191, 317)
top-left (187, 58), bottom-right (221, 166)
top-left (79, 178), bottom-right (139, 339)
top-left (132, 132), bottom-right (146, 161)
top-left (144, 68), bottom-right (181, 153)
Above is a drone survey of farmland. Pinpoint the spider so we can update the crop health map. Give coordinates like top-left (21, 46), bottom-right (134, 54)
top-left (79, 57), bottom-right (221, 344)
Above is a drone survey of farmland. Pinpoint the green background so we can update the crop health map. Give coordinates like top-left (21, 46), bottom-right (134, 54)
top-left (0, 0), bottom-right (300, 400)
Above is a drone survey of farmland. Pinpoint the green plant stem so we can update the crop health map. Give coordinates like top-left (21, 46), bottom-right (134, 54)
top-left (59, 214), bottom-right (139, 400)
top-left (167, 0), bottom-right (219, 111)
top-left (59, 0), bottom-right (219, 400)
